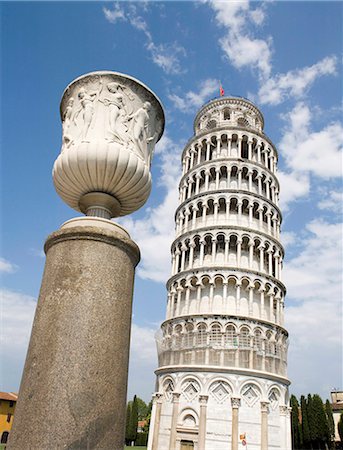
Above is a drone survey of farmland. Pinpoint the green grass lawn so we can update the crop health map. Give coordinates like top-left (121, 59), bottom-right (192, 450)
top-left (124, 447), bottom-right (147, 449)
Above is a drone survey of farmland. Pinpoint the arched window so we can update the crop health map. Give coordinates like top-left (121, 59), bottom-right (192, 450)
top-left (174, 324), bottom-right (183, 349)
top-left (196, 323), bottom-right (207, 346)
top-left (237, 117), bottom-right (250, 127)
top-left (207, 119), bottom-right (217, 129)
top-left (224, 325), bottom-right (237, 347)
top-left (1, 432), bottom-right (9, 444)
top-left (239, 327), bottom-right (250, 348)
top-left (209, 324), bottom-right (222, 345)
top-left (223, 108), bottom-right (231, 120)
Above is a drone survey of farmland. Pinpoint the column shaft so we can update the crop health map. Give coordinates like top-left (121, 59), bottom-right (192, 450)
top-left (9, 224), bottom-right (140, 450)
top-left (169, 393), bottom-right (180, 450)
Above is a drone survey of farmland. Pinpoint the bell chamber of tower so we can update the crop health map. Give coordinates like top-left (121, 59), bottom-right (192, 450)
top-left (147, 97), bottom-right (291, 450)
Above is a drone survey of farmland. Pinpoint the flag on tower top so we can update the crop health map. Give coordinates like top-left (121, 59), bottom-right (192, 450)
top-left (219, 84), bottom-right (224, 97)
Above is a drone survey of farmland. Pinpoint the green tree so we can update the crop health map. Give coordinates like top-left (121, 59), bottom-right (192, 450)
top-left (307, 394), bottom-right (318, 448)
top-left (135, 396), bottom-right (148, 420)
top-left (129, 395), bottom-right (138, 444)
top-left (338, 413), bottom-right (343, 443)
top-left (143, 400), bottom-right (153, 433)
top-left (125, 402), bottom-right (132, 446)
top-left (301, 395), bottom-right (311, 448)
top-left (325, 399), bottom-right (335, 449)
top-left (291, 395), bottom-right (302, 449)
top-left (312, 395), bottom-right (329, 448)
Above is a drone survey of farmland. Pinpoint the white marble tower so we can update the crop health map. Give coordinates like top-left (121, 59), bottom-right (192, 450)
top-left (148, 97), bottom-right (291, 450)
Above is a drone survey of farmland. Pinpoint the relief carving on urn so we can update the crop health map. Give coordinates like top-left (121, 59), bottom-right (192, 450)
top-left (60, 73), bottom-right (163, 166)
top-left (54, 71), bottom-right (164, 219)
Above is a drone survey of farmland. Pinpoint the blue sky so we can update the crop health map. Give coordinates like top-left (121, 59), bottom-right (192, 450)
top-left (1, 1), bottom-right (342, 402)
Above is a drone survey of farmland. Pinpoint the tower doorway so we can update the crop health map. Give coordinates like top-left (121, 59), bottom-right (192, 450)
top-left (180, 440), bottom-right (194, 449)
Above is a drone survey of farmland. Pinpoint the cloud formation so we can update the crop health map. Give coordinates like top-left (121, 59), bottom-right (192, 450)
top-left (208, 1), bottom-right (338, 108)
top-left (284, 219), bottom-right (342, 395)
top-left (119, 133), bottom-right (182, 282)
top-left (168, 78), bottom-right (219, 113)
top-left (103, 3), bottom-right (186, 75)
top-left (208, 0), bottom-right (272, 79)
top-left (0, 257), bottom-right (18, 273)
top-left (277, 102), bottom-right (342, 209)
top-left (258, 56), bottom-right (338, 105)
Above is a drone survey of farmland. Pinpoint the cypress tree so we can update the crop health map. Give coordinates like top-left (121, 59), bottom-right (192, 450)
top-left (325, 399), bottom-right (335, 449)
top-left (125, 402), bottom-right (132, 446)
top-left (338, 413), bottom-right (343, 443)
top-left (301, 395), bottom-right (311, 448)
top-left (312, 394), bottom-right (329, 448)
top-left (291, 395), bottom-right (302, 449)
top-left (129, 394), bottom-right (138, 444)
top-left (307, 394), bottom-right (317, 448)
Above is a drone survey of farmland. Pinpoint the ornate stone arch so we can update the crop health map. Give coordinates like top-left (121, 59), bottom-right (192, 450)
top-left (240, 381), bottom-right (262, 407)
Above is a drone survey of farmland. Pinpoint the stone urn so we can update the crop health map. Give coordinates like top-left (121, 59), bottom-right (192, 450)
top-left (53, 71), bottom-right (165, 219)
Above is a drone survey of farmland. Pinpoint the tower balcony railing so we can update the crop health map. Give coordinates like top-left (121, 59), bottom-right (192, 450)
top-left (156, 340), bottom-right (287, 378)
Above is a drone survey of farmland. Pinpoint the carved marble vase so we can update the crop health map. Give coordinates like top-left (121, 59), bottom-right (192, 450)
top-left (53, 71), bottom-right (164, 219)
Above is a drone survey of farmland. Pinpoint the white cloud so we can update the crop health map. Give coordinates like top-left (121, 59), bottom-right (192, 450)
top-left (208, 0), bottom-right (273, 79)
top-left (207, 1), bottom-right (338, 106)
top-left (103, 3), bottom-right (126, 24)
top-left (284, 219), bottom-right (343, 395)
top-left (259, 56), bottom-right (338, 105)
top-left (130, 323), bottom-right (157, 364)
top-left (103, 3), bottom-right (186, 75)
top-left (147, 42), bottom-right (186, 75)
top-left (318, 190), bottom-right (343, 213)
top-left (277, 170), bottom-right (310, 210)
top-left (0, 289), bottom-right (36, 349)
top-left (284, 219), bottom-right (342, 301)
top-left (119, 133), bottom-right (182, 282)
top-left (279, 102), bottom-right (343, 179)
top-left (0, 289), bottom-right (37, 391)
top-left (0, 257), bottom-right (18, 274)
top-left (280, 231), bottom-right (297, 249)
top-left (168, 78), bottom-right (219, 113)
top-left (128, 323), bottom-right (158, 402)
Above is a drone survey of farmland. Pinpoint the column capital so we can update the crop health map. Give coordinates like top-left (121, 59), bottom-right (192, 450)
top-left (199, 394), bottom-right (209, 405)
top-left (172, 392), bottom-right (181, 402)
top-left (231, 397), bottom-right (241, 408)
top-left (279, 405), bottom-right (288, 415)
top-left (261, 401), bottom-right (270, 412)
top-left (153, 392), bottom-right (164, 403)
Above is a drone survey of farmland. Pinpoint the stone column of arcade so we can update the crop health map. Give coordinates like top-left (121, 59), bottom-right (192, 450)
top-left (8, 71), bottom-right (164, 450)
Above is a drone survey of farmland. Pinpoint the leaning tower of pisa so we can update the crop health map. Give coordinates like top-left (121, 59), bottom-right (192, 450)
top-left (147, 97), bottom-right (291, 450)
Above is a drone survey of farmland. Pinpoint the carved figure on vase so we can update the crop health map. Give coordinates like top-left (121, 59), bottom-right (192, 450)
top-left (73, 80), bottom-right (103, 142)
top-left (100, 82), bottom-right (133, 144)
top-left (62, 97), bottom-right (74, 150)
top-left (146, 118), bottom-right (163, 167)
top-left (128, 101), bottom-right (152, 162)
